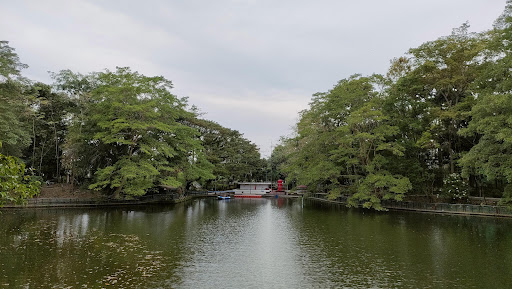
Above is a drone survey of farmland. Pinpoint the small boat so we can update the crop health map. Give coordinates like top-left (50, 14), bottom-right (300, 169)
top-left (217, 195), bottom-right (231, 200)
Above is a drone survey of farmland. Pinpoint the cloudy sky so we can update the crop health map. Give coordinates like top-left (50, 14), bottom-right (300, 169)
top-left (1, 0), bottom-right (507, 157)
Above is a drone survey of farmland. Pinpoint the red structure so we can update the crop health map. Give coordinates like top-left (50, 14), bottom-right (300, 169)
top-left (234, 195), bottom-right (262, 198)
top-left (277, 179), bottom-right (284, 192)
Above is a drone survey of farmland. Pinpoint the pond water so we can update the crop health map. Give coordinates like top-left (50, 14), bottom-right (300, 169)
top-left (1, 198), bottom-right (512, 288)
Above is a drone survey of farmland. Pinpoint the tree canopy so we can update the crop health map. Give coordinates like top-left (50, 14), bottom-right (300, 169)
top-left (274, 1), bottom-right (512, 209)
top-left (0, 42), bottom-right (265, 204)
top-left (3, 1), bottom-right (512, 207)
top-left (54, 67), bottom-right (217, 197)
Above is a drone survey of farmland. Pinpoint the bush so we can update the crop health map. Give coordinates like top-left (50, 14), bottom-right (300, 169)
top-left (440, 173), bottom-right (469, 202)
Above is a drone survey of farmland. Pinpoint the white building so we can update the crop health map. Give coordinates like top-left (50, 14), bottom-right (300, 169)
top-left (233, 182), bottom-right (271, 195)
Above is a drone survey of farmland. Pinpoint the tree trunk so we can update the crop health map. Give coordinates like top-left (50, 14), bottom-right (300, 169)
top-left (39, 141), bottom-right (45, 177)
top-left (32, 118), bottom-right (36, 168)
top-left (54, 123), bottom-right (59, 181)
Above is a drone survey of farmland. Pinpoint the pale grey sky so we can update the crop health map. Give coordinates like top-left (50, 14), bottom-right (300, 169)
top-left (1, 0), bottom-right (507, 157)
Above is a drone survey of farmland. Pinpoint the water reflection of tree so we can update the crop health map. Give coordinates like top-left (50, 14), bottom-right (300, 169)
top-left (0, 205), bottom-right (195, 287)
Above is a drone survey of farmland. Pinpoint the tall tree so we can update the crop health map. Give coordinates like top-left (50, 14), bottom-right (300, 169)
top-left (281, 75), bottom-right (411, 210)
top-left (188, 118), bottom-right (265, 189)
top-left (0, 41), bottom-right (32, 157)
top-left (24, 83), bottom-right (74, 181)
top-left (381, 57), bottom-right (434, 195)
top-left (406, 23), bottom-right (484, 177)
top-left (0, 40), bottom-right (27, 79)
top-left (459, 1), bottom-right (512, 201)
top-left (0, 42), bottom-right (40, 205)
top-left (459, 95), bottom-right (512, 198)
top-left (58, 67), bottom-right (213, 197)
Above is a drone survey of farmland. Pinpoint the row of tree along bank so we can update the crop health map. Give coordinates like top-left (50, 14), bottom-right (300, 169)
top-left (270, 2), bottom-right (512, 210)
top-left (0, 42), bottom-right (269, 206)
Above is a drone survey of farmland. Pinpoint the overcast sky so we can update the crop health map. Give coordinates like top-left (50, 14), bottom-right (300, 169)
top-left (1, 0), bottom-right (507, 157)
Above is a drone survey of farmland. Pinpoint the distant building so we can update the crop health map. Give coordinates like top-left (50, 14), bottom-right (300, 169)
top-left (234, 182), bottom-right (271, 195)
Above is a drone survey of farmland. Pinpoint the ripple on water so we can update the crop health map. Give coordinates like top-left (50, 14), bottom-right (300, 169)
top-left (2, 199), bottom-right (512, 288)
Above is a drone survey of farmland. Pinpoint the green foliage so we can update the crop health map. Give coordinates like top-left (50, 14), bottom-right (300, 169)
top-left (89, 158), bottom-right (160, 196)
top-left (23, 83), bottom-right (74, 181)
top-left (440, 173), bottom-right (469, 201)
top-left (189, 118), bottom-right (265, 189)
top-left (57, 67), bottom-right (214, 197)
top-left (0, 81), bottom-right (32, 157)
top-left (4, 2), bottom-right (512, 207)
top-left (0, 142), bottom-right (40, 206)
top-left (0, 41), bottom-right (32, 157)
top-left (275, 6), bottom-right (512, 209)
top-left (0, 40), bottom-right (28, 79)
top-left (406, 23), bottom-right (483, 176)
top-left (268, 138), bottom-right (295, 183)
top-left (279, 75), bottom-right (411, 210)
top-left (459, 94), bottom-right (512, 182)
top-left (348, 172), bottom-right (411, 211)
top-left (458, 4), bottom-right (512, 200)
top-left (500, 184), bottom-right (512, 206)
top-left (0, 41), bottom-right (41, 205)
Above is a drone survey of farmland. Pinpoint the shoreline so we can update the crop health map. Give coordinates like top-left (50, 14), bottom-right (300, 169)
top-left (1, 192), bottom-right (301, 209)
top-left (308, 196), bottom-right (512, 218)
top-left (4, 191), bottom-right (511, 219)
top-left (1, 194), bottom-right (201, 209)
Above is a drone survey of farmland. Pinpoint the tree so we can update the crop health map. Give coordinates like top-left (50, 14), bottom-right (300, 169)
top-left (377, 24), bottom-right (486, 198)
top-left (405, 23), bottom-right (483, 178)
top-left (459, 1), bottom-right (512, 201)
top-left (0, 40), bottom-right (27, 80)
top-left (475, 0), bottom-right (512, 95)
top-left (51, 70), bottom-right (98, 185)
top-left (268, 138), bottom-right (294, 184)
top-left (58, 67), bottom-right (213, 197)
top-left (188, 118), bottom-right (265, 190)
top-left (274, 2), bottom-right (512, 206)
top-left (0, 141), bottom-right (40, 206)
top-left (459, 94), bottom-right (512, 200)
top-left (0, 41), bottom-right (32, 157)
top-left (23, 83), bottom-right (74, 181)
top-left (281, 75), bottom-right (411, 210)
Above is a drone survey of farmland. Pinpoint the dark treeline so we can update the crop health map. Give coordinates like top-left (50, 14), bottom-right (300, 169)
top-left (270, 2), bottom-right (512, 210)
top-left (0, 44), bottom-right (267, 204)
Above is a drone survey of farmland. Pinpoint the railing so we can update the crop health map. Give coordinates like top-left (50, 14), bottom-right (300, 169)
top-left (3, 192), bottom-right (207, 208)
top-left (309, 193), bottom-right (512, 217)
top-left (383, 200), bottom-right (512, 216)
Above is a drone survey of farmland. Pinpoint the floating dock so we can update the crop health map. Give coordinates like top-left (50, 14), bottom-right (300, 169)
top-left (234, 195), bottom-right (262, 198)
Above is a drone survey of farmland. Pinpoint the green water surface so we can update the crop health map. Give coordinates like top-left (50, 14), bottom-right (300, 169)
top-left (1, 198), bottom-right (511, 288)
